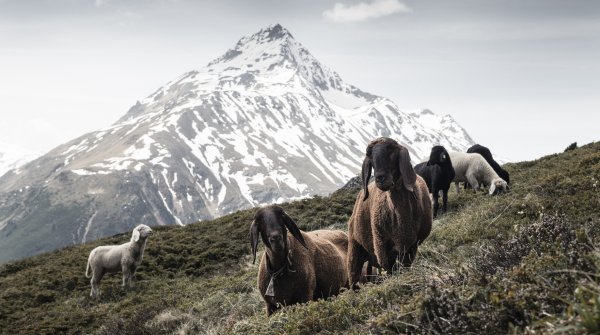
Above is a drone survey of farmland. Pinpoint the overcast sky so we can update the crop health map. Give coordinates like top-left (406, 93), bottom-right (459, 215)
top-left (1, 0), bottom-right (598, 161)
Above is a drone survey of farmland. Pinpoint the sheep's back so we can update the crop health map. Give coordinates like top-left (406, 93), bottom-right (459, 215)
top-left (308, 230), bottom-right (348, 254)
top-left (449, 152), bottom-right (486, 182)
top-left (448, 152), bottom-right (469, 181)
top-left (307, 230), bottom-right (349, 294)
top-left (91, 244), bottom-right (128, 272)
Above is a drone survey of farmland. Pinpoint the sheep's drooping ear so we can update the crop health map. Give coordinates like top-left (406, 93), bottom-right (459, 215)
top-left (398, 147), bottom-right (417, 192)
top-left (133, 228), bottom-right (140, 242)
top-left (282, 212), bottom-right (307, 249)
top-left (362, 156), bottom-right (373, 201)
top-left (489, 183), bottom-right (497, 196)
top-left (250, 221), bottom-right (259, 264)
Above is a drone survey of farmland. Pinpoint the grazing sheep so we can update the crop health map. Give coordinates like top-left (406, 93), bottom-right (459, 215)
top-left (250, 205), bottom-right (349, 316)
top-left (347, 138), bottom-right (432, 287)
top-left (85, 224), bottom-right (153, 297)
top-left (414, 145), bottom-right (455, 217)
top-left (449, 151), bottom-right (508, 195)
top-left (467, 144), bottom-right (510, 184)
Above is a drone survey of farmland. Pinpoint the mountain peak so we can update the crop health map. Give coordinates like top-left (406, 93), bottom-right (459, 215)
top-left (254, 23), bottom-right (294, 43)
top-left (0, 23), bottom-right (475, 263)
top-left (208, 24), bottom-right (295, 66)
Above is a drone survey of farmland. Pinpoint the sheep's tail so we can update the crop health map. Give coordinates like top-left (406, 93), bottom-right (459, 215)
top-left (85, 255), bottom-right (92, 278)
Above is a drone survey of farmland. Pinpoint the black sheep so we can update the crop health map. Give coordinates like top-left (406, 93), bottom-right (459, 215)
top-left (414, 146), bottom-right (455, 218)
top-left (466, 144), bottom-right (510, 184)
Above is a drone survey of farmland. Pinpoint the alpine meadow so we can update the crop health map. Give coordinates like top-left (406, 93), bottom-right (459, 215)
top-left (1, 141), bottom-right (599, 334)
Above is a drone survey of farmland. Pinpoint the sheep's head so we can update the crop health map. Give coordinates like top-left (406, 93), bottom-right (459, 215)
top-left (362, 137), bottom-right (416, 200)
top-left (489, 178), bottom-right (509, 195)
top-left (249, 205), bottom-right (307, 264)
top-left (132, 224), bottom-right (153, 242)
top-left (426, 146), bottom-right (449, 166)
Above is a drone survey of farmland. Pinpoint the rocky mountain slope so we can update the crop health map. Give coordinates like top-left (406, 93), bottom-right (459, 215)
top-left (0, 24), bottom-right (474, 263)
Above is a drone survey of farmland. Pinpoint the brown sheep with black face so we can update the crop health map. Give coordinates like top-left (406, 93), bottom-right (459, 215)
top-left (347, 137), bottom-right (433, 287)
top-left (250, 205), bottom-right (349, 316)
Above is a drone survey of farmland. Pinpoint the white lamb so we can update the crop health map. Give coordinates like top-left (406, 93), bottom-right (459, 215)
top-left (85, 224), bottom-right (153, 297)
top-left (449, 151), bottom-right (508, 195)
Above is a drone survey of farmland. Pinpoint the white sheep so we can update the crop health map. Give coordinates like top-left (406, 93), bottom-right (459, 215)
top-left (449, 151), bottom-right (508, 195)
top-left (85, 224), bottom-right (153, 297)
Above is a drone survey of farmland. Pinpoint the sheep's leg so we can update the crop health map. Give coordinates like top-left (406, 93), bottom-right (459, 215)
top-left (373, 234), bottom-right (393, 273)
top-left (266, 302), bottom-right (279, 316)
top-left (454, 182), bottom-right (460, 194)
top-left (122, 265), bottom-right (132, 288)
top-left (387, 250), bottom-right (399, 273)
top-left (466, 173), bottom-right (479, 191)
top-left (432, 190), bottom-right (440, 218)
top-left (401, 243), bottom-right (418, 267)
top-left (90, 270), bottom-right (104, 298)
top-left (128, 266), bottom-right (136, 287)
top-left (442, 189), bottom-right (449, 213)
top-left (347, 239), bottom-right (369, 289)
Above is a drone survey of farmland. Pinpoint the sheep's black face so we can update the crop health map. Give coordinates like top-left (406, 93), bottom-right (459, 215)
top-left (427, 146), bottom-right (448, 166)
top-left (256, 208), bottom-right (287, 254)
top-left (371, 143), bottom-right (400, 191)
top-left (249, 206), bottom-right (307, 264)
top-left (490, 179), bottom-right (509, 195)
top-left (362, 138), bottom-right (417, 200)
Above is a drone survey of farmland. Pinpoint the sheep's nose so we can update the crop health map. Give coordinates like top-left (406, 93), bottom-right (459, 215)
top-left (375, 175), bottom-right (385, 183)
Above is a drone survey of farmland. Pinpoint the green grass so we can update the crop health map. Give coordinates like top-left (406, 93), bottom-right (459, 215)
top-left (1, 142), bottom-right (599, 334)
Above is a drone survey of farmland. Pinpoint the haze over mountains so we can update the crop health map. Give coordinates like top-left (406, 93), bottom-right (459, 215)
top-left (0, 24), bottom-right (474, 263)
top-left (0, 142), bottom-right (38, 177)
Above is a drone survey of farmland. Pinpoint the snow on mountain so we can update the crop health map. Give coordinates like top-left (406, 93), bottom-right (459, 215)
top-left (0, 142), bottom-right (39, 177)
top-left (0, 24), bottom-right (474, 263)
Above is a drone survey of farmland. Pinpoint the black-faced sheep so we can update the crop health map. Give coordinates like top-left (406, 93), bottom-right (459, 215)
top-left (250, 205), bottom-right (349, 316)
top-left (467, 144), bottom-right (510, 184)
top-left (449, 151), bottom-right (509, 195)
top-left (85, 224), bottom-right (153, 297)
top-left (414, 145), bottom-right (455, 217)
top-left (347, 138), bottom-right (432, 287)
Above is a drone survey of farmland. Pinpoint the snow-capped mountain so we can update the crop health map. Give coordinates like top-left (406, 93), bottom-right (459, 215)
top-left (0, 24), bottom-right (474, 263)
top-left (0, 142), bottom-right (39, 177)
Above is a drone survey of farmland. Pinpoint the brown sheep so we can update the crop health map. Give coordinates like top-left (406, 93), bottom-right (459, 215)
top-left (250, 205), bottom-right (349, 316)
top-left (347, 137), bottom-right (433, 287)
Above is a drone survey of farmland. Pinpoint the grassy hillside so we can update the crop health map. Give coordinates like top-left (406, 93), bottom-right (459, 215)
top-left (1, 142), bottom-right (599, 334)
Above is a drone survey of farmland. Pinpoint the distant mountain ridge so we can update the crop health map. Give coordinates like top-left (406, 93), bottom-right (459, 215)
top-left (0, 142), bottom-right (38, 177)
top-left (0, 24), bottom-right (474, 263)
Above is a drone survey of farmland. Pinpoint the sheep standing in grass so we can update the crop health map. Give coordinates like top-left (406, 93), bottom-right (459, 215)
top-left (449, 151), bottom-right (508, 195)
top-left (347, 138), bottom-right (432, 287)
top-left (467, 144), bottom-right (510, 184)
top-left (86, 224), bottom-right (153, 297)
top-left (250, 205), bottom-right (349, 316)
top-left (414, 145), bottom-right (455, 218)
